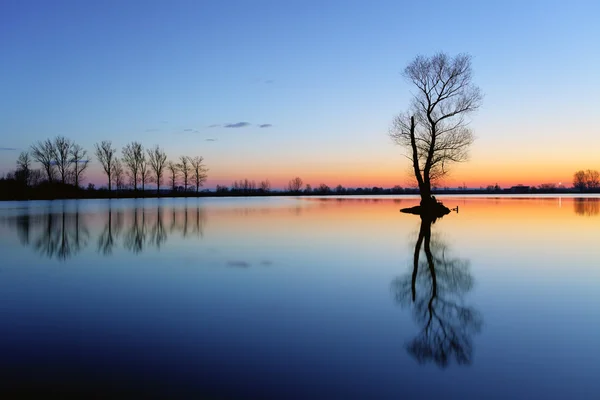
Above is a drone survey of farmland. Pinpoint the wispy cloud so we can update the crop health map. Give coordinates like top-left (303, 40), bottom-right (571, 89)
top-left (0, 147), bottom-right (17, 151)
top-left (208, 124), bottom-right (220, 128)
top-left (224, 122), bottom-right (251, 128)
top-left (264, 80), bottom-right (274, 84)
top-left (258, 124), bottom-right (272, 128)
top-left (160, 120), bottom-right (169, 124)
top-left (205, 138), bottom-right (217, 142)
top-left (145, 128), bottom-right (159, 132)
top-left (227, 261), bottom-right (250, 268)
top-left (183, 129), bottom-right (193, 132)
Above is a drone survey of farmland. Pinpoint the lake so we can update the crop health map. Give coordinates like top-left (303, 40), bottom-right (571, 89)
top-left (0, 195), bottom-right (599, 399)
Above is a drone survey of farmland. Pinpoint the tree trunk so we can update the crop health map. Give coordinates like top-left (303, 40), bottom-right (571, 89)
top-left (408, 115), bottom-right (432, 206)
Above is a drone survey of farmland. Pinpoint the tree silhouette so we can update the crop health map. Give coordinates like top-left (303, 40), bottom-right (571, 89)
top-left (122, 142), bottom-right (144, 190)
top-left (31, 139), bottom-right (56, 183)
top-left (189, 156), bottom-right (208, 193)
top-left (178, 156), bottom-right (191, 192)
top-left (390, 53), bottom-right (482, 207)
top-left (52, 136), bottom-right (73, 185)
top-left (112, 158), bottom-right (125, 190)
top-left (15, 151), bottom-right (32, 186)
top-left (148, 145), bottom-right (167, 194)
top-left (287, 176), bottom-right (303, 193)
top-left (391, 215), bottom-right (482, 367)
top-left (70, 143), bottom-right (90, 187)
top-left (167, 161), bottom-right (179, 192)
top-left (95, 141), bottom-right (116, 191)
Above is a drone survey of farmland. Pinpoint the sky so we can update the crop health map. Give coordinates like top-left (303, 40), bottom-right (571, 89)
top-left (1, 0), bottom-right (599, 189)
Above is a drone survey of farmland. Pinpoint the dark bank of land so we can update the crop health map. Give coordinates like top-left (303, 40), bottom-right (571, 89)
top-left (0, 179), bottom-right (595, 202)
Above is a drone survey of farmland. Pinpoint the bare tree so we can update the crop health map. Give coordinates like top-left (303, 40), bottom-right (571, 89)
top-left (94, 141), bottom-right (116, 191)
top-left (140, 154), bottom-right (150, 192)
top-left (287, 176), bottom-right (303, 193)
top-left (260, 179), bottom-right (271, 192)
top-left (390, 52), bottom-right (482, 207)
top-left (70, 143), bottom-right (90, 188)
top-left (112, 158), bottom-right (125, 190)
top-left (189, 156), bottom-right (208, 193)
top-left (16, 151), bottom-right (32, 185)
top-left (573, 170), bottom-right (587, 191)
top-left (177, 155), bottom-right (191, 191)
top-left (52, 136), bottom-right (74, 185)
top-left (147, 145), bottom-right (167, 194)
top-left (586, 169), bottom-right (599, 189)
top-left (31, 139), bottom-right (56, 183)
top-left (167, 161), bottom-right (179, 192)
top-left (122, 142), bottom-right (143, 190)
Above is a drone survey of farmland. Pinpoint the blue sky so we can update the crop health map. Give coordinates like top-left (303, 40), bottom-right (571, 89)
top-left (1, 0), bottom-right (599, 188)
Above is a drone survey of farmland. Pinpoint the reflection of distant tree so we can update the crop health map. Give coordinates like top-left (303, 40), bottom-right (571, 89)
top-left (149, 207), bottom-right (166, 249)
top-left (391, 216), bottom-right (482, 367)
top-left (573, 198), bottom-right (600, 216)
top-left (4, 203), bottom-right (207, 259)
top-left (124, 207), bottom-right (147, 254)
top-left (97, 205), bottom-right (124, 255)
top-left (17, 205), bottom-right (90, 261)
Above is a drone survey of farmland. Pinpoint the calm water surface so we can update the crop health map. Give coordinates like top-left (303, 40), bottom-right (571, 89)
top-left (0, 196), bottom-right (599, 399)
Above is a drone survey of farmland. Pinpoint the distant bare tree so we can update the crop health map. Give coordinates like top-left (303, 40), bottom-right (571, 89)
top-left (260, 179), bottom-right (271, 192)
top-left (122, 142), bottom-right (143, 190)
top-left (112, 158), bottom-right (125, 190)
top-left (70, 143), bottom-right (90, 187)
top-left (189, 156), bottom-right (208, 193)
top-left (52, 136), bottom-right (74, 185)
top-left (15, 151), bottom-right (31, 185)
top-left (178, 156), bottom-right (191, 191)
top-left (31, 139), bottom-right (56, 182)
top-left (94, 141), bottom-right (116, 191)
top-left (390, 52), bottom-right (482, 207)
top-left (317, 183), bottom-right (331, 194)
top-left (573, 170), bottom-right (587, 191)
top-left (287, 176), bottom-right (303, 193)
top-left (140, 154), bottom-right (150, 192)
top-left (167, 161), bottom-right (179, 192)
top-left (586, 169), bottom-right (599, 189)
top-left (147, 145), bottom-right (167, 194)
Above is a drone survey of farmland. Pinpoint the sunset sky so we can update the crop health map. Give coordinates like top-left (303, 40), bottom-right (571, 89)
top-left (1, 0), bottom-right (599, 189)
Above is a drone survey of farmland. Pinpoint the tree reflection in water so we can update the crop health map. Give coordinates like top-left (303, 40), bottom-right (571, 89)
top-left (97, 205), bottom-right (124, 255)
top-left (391, 214), bottom-right (482, 367)
top-left (1, 203), bottom-right (207, 260)
top-left (21, 204), bottom-right (90, 261)
top-left (573, 198), bottom-right (600, 216)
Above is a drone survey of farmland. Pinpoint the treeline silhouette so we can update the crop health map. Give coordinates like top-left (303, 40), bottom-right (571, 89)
top-left (0, 204), bottom-right (206, 260)
top-left (0, 137), bottom-right (208, 200)
top-left (573, 169), bottom-right (600, 191)
top-left (3, 136), bottom-right (600, 201)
